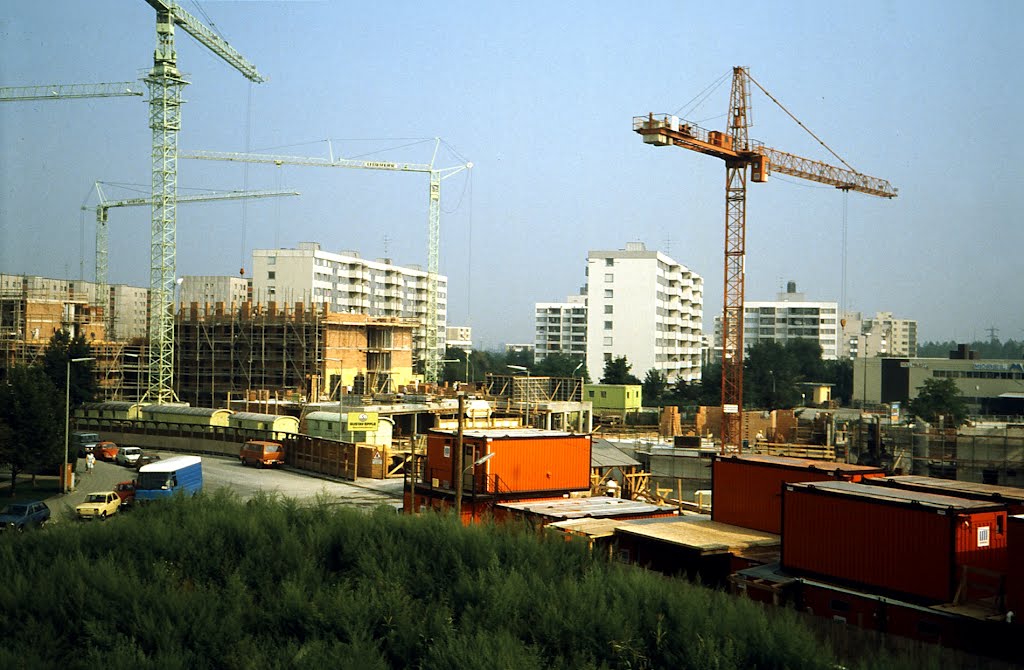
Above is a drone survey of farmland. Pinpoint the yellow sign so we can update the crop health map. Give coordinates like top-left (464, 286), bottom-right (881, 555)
top-left (347, 411), bottom-right (379, 432)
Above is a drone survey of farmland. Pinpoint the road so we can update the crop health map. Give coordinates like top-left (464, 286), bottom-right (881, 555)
top-left (45, 451), bottom-right (404, 523)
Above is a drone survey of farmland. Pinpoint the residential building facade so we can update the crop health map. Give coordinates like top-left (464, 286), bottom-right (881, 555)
top-left (445, 325), bottom-right (473, 352)
top-left (534, 294), bottom-right (586, 361)
top-left (250, 242), bottom-right (446, 373)
top-left (178, 276), bottom-right (249, 311)
top-left (712, 282), bottom-right (839, 360)
top-left (584, 243), bottom-right (703, 384)
top-left (840, 311), bottom-right (918, 359)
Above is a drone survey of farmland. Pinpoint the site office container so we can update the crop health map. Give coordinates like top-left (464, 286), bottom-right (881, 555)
top-left (424, 429), bottom-right (591, 495)
top-left (712, 454), bottom-right (886, 534)
top-left (863, 475), bottom-right (1024, 515)
top-left (1008, 515), bottom-right (1024, 625)
top-left (782, 481), bottom-right (1009, 604)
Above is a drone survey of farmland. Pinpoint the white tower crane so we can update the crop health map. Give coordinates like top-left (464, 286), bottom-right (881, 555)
top-left (181, 140), bottom-right (472, 382)
top-left (0, 82), bottom-right (144, 101)
top-left (84, 183), bottom-right (299, 334)
top-left (141, 0), bottom-right (265, 403)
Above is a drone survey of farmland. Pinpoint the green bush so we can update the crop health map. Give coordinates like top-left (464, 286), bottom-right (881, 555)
top-left (0, 491), bottom-right (921, 669)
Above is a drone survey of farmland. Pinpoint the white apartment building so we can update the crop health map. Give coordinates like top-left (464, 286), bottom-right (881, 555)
top-left (250, 242), bottom-right (447, 369)
top-left (534, 294), bottom-right (587, 361)
top-left (584, 243), bottom-right (703, 384)
top-left (178, 276), bottom-right (249, 309)
top-left (712, 282), bottom-right (839, 360)
top-left (108, 284), bottom-right (149, 341)
top-left (840, 311), bottom-right (918, 359)
top-left (445, 325), bottom-right (473, 352)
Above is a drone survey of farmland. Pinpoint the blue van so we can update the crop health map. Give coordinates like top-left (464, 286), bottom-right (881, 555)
top-left (135, 455), bottom-right (203, 501)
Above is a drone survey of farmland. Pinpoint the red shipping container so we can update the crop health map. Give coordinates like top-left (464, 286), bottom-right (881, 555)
top-left (782, 480), bottom-right (1008, 604)
top-left (1008, 514), bottom-right (1024, 624)
top-left (712, 454), bottom-right (886, 534)
top-left (863, 475), bottom-right (1024, 515)
top-left (425, 428), bottom-right (591, 495)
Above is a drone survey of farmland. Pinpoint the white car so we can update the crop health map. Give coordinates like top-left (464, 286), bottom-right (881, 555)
top-left (115, 446), bottom-right (142, 467)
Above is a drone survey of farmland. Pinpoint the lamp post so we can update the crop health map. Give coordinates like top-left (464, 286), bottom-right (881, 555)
top-left (507, 364), bottom-right (529, 427)
top-left (570, 361), bottom-right (583, 432)
top-left (64, 356), bottom-right (95, 493)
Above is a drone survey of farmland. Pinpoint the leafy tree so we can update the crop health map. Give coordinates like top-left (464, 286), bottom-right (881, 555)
top-left (668, 362), bottom-right (721, 407)
top-left (642, 369), bottom-right (667, 406)
top-left (41, 329), bottom-right (96, 408)
top-left (505, 347), bottom-right (533, 370)
top-left (908, 377), bottom-right (969, 426)
top-left (534, 353), bottom-right (587, 381)
top-left (0, 365), bottom-right (63, 495)
top-left (823, 358), bottom-right (853, 405)
top-left (601, 356), bottom-right (640, 385)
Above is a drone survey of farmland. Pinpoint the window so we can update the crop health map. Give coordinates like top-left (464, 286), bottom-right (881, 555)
top-left (604, 305), bottom-right (613, 314)
top-left (267, 256), bottom-right (276, 265)
top-left (978, 525), bottom-right (990, 548)
top-left (604, 273), bottom-right (614, 282)
top-left (604, 320), bottom-right (612, 330)
top-left (588, 390), bottom-right (595, 398)
top-left (604, 289), bottom-right (613, 298)
top-left (600, 391), bottom-right (607, 398)
top-left (605, 258), bottom-right (614, 267)
top-left (268, 271), bottom-right (276, 280)
top-left (603, 337), bottom-right (613, 346)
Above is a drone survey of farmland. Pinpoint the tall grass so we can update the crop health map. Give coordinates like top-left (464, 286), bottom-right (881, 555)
top-left (0, 490), bottom-right (930, 669)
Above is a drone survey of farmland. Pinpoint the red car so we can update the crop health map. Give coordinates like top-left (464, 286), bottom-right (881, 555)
top-left (113, 481), bottom-right (136, 507)
top-left (96, 441), bottom-right (120, 461)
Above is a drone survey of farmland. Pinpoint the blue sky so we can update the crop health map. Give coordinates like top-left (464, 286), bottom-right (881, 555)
top-left (2, 1), bottom-right (1022, 350)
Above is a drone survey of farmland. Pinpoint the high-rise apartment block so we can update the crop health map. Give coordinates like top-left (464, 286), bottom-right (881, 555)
top-left (534, 294), bottom-right (587, 361)
top-left (179, 276), bottom-right (249, 309)
top-left (712, 282), bottom-right (839, 360)
top-left (250, 242), bottom-right (446, 371)
top-left (840, 311), bottom-right (918, 359)
top-left (584, 243), bottom-right (703, 383)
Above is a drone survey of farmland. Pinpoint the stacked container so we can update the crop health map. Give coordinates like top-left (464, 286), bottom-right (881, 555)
top-left (862, 475), bottom-right (1024, 514)
top-left (712, 454), bottom-right (886, 533)
top-left (781, 480), bottom-right (1008, 603)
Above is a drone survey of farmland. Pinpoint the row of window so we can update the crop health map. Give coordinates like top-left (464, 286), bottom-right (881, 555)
top-left (934, 370), bottom-right (1024, 380)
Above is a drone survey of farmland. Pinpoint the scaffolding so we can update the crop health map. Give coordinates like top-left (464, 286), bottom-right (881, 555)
top-left (174, 300), bottom-right (415, 408)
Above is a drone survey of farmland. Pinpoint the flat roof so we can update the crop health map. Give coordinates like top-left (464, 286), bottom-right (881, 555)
top-left (787, 480), bottom-right (1005, 512)
top-left (714, 453), bottom-right (884, 474)
top-left (498, 496), bottom-right (675, 520)
top-left (866, 475), bottom-right (1024, 503)
top-left (545, 517), bottom-right (628, 539)
top-left (139, 455), bottom-right (202, 473)
top-left (431, 428), bottom-right (575, 439)
top-left (614, 516), bottom-right (780, 555)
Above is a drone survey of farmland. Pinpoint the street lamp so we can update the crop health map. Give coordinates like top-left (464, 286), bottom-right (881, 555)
top-left (507, 364), bottom-right (530, 426)
top-left (64, 356), bottom-right (95, 493)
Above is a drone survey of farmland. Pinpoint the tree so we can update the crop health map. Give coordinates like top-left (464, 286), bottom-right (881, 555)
top-left (534, 353), bottom-right (587, 381)
top-left (601, 356), bottom-right (640, 385)
top-left (0, 365), bottom-right (63, 496)
top-left (642, 369), bottom-right (667, 406)
top-left (908, 377), bottom-right (969, 426)
top-left (41, 329), bottom-right (96, 408)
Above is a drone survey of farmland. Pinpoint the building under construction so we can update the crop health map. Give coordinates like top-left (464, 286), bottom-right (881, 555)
top-left (174, 300), bottom-right (417, 407)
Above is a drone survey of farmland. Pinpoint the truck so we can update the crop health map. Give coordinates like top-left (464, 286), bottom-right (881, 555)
top-left (134, 455), bottom-right (203, 502)
top-left (71, 431), bottom-right (102, 458)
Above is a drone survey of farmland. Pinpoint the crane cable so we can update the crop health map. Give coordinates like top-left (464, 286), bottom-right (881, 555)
top-left (745, 71), bottom-right (860, 175)
top-left (673, 70), bottom-right (731, 119)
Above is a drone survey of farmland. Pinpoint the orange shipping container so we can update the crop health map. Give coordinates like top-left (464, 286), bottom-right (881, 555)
top-left (863, 475), bottom-right (1024, 515)
top-left (782, 480), bottom-right (1009, 604)
top-left (425, 428), bottom-right (591, 495)
top-left (712, 454), bottom-right (886, 534)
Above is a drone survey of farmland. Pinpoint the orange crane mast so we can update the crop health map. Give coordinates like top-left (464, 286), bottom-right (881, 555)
top-left (635, 66), bottom-right (896, 453)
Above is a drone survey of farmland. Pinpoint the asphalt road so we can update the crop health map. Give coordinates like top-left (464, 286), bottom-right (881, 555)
top-left (44, 451), bottom-right (404, 523)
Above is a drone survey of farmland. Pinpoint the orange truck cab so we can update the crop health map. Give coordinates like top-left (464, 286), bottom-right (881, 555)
top-left (239, 440), bottom-right (285, 468)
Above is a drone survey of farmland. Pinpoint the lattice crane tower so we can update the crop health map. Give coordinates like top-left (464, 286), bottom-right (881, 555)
top-left (635, 67), bottom-right (897, 452)
top-left (142, 0), bottom-right (265, 403)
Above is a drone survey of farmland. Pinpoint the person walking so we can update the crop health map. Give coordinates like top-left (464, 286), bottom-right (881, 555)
top-left (85, 451), bottom-right (96, 474)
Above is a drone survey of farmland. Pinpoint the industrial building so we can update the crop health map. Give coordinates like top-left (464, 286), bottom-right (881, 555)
top-left (712, 281), bottom-right (840, 360)
top-left (249, 242), bottom-right (446, 374)
top-left (534, 294), bottom-right (587, 361)
top-left (585, 243), bottom-right (704, 384)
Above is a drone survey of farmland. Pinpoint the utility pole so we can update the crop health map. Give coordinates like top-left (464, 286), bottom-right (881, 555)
top-left (454, 392), bottom-right (465, 518)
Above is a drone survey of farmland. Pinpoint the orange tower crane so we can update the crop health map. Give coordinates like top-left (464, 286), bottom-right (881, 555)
top-left (634, 66), bottom-right (897, 453)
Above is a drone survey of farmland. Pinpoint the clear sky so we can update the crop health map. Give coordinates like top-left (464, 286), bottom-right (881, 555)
top-left (2, 1), bottom-right (1022, 350)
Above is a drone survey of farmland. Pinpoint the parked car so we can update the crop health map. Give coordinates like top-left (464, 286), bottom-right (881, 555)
top-left (113, 481), bottom-right (136, 507)
top-left (134, 454), bottom-right (162, 471)
top-left (95, 441), bottom-right (119, 461)
top-left (72, 431), bottom-right (101, 458)
top-left (75, 492), bottom-right (120, 520)
top-left (0, 501), bottom-right (51, 531)
top-left (115, 446), bottom-right (142, 467)
top-left (239, 440), bottom-right (285, 468)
